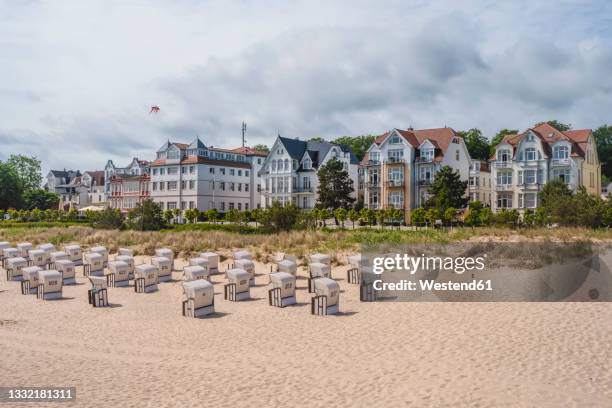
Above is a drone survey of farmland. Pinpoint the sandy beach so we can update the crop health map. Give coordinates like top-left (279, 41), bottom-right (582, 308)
top-left (1, 255), bottom-right (611, 408)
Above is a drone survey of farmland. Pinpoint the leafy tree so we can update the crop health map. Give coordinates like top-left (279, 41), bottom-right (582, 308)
top-left (458, 129), bottom-right (489, 161)
top-left (425, 208), bottom-right (442, 225)
top-left (163, 209), bottom-right (174, 224)
top-left (309, 137), bottom-right (324, 142)
top-left (89, 208), bottom-right (123, 229)
top-left (464, 207), bottom-right (479, 227)
top-left (184, 208), bottom-right (200, 224)
top-left (425, 166), bottom-right (468, 212)
top-left (252, 144), bottom-right (269, 152)
top-left (333, 135), bottom-right (376, 161)
top-left (318, 208), bottom-right (331, 227)
top-left (594, 125), bottom-right (612, 181)
top-left (6, 155), bottom-right (42, 192)
top-left (172, 208), bottom-right (182, 223)
top-left (411, 207), bottom-right (426, 225)
top-left (260, 201), bottom-right (300, 232)
top-left (522, 208), bottom-right (535, 227)
top-left (206, 208), bottom-right (219, 224)
top-left (534, 207), bottom-right (547, 226)
top-left (536, 120), bottom-right (572, 132)
top-left (603, 207), bottom-right (612, 228)
top-left (316, 159), bottom-right (355, 209)
top-left (347, 208), bottom-right (359, 229)
top-left (574, 186), bottom-right (606, 228)
top-left (127, 198), bottom-right (165, 230)
top-left (334, 207), bottom-right (347, 228)
top-left (479, 207), bottom-right (493, 226)
top-left (444, 207), bottom-right (458, 226)
top-left (23, 189), bottom-right (60, 210)
top-left (389, 208), bottom-right (403, 228)
top-left (0, 161), bottom-right (24, 210)
top-left (490, 129), bottom-right (519, 150)
top-left (226, 208), bottom-right (240, 224)
top-left (359, 208), bottom-right (374, 227)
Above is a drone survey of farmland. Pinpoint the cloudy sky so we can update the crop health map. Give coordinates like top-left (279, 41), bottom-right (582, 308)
top-left (1, 0), bottom-right (611, 174)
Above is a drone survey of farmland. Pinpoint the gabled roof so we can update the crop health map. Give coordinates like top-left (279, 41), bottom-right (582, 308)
top-left (188, 137), bottom-right (206, 149)
top-left (276, 136), bottom-right (359, 168)
top-left (366, 127), bottom-right (458, 163)
top-left (84, 171), bottom-right (105, 186)
top-left (231, 147), bottom-right (269, 157)
top-left (491, 123), bottom-right (592, 160)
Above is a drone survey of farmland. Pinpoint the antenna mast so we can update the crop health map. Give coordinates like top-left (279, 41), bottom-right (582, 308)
top-left (241, 122), bottom-right (247, 148)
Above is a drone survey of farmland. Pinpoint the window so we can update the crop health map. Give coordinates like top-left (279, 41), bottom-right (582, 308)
top-left (525, 148), bottom-right (537, 161)
top-left (181, 201), bottom-right (186, 210)
top-left (245, 184), bottom-right (249, 192)
top-left (168, 167), bottom-right (178, 175)
top-left (497, 149), bottom-right (511, 162)
top-left (388, 167), bottom-right (403, 182)
top-left (220, 168), bottom-right (225, 175)
top-left (237, 183), bottom-right (242, 192)
top-left (229, 202), bottom-right (234, 210)
top-left (257, 184), bottom-right (261, 192)
top-left (238, 170), bottom-right (242, 176)
top-left (181, 167), bottom-right (187, 174)
top-left (209, 181), bottom-right (215, 190)
top-left (167, 202), bottom-right (177, 210)
top-left (390, 134), bottom-right (401, 144)
top-left (303, 158), bottom-right (311, 169)
top-left (167, 149), bottom-right (180, 160)
top-left (497, 193), bottom-right (512, 208)
top-left (388, 150), bottom-right (403, 162)
top-left (369, 152), bottom-right (380, 163)
top-left (421, 149), bottom-right (434, 161)
top-left (455, 150), bottom-right (460, 161)
top-left (152, 182), bottom-right (157, 191)
top-left (181, 180), bottom-right (186, 189)
top-left (497, 171), bottom-right (512, 185)
top-left (159, 182), bottom-right (165, 191)
top-left (230, 169), bottom-right (235, 176)
top-left (189, 166), bottom-right (195, 174)
top-left (272, 160), bottom-right (277, 172)
top-left (519, 193), bottom-right (537, 208)
top-left (230, 183), bottom-right (235, 191)
top-left (189, 180), bottom-right (195, 189)
top-left (388, 191), bottom-right (404, 207)
top-left (245, 170), bottom-right (249, 177)
top-left (238, 203), bottom-right (242, 211)
top-left (168, 181), bottom-right (177, 190)
top-left (160, 168), bottom-right (165, 175)
top-left (420, 166), bottom-right (432, 181)
top-left (210, 168), bottom-right (215, 174)
top-left (220, 182), bottom-right (225, 191)
top-left (257, 158), bottom-right (261, 164)
top-left (189, 201), bottom-right (195, 209)
top-left (284, 159), bottom-right (289, 171)
top-left (220, 202), bottom-right (225, 211)
top-left (153, 168), bottom-right (158, 175)
top-left (519, 170), bottom-right (536, 185)
top-left (553, 168), bottom-right (571, 184)
top-left (553, 145), bottom-right (569, 159)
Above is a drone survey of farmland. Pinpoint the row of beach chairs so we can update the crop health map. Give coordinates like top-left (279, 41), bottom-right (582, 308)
top-left (2, 241), bottom-right (361, 316)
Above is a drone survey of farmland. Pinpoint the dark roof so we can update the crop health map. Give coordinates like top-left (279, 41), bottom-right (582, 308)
top-left (277, 136), bottom-right (359, 166)
top-left (84, 171), bottom-right (105, 186)
top-left (278, 136), bottom-right (308, 160)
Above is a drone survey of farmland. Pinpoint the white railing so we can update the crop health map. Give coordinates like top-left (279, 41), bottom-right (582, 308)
top-left (494, 161), bottom-right (512, 168)
top-left (552, 158), bottom-right (571, 166)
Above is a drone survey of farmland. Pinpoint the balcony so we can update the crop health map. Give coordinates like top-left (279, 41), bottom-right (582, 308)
top-left (384, 157), bottom-right (405, 164)
top-left (293, 187), bottom-right (314, 193)
top-left (494, 161), bottom-right (512, 168)
top-left (415, 156), bottom-right (434, 163)
top-left (419, 179), bottom-right (432, 186)
top-left (468, 183), bottom-right (479, 190)
top-left (366, 182), bottom-right (380, 188)
top-left (365, 160), bottom-right (381, 166)
top-left (517, 183), bottom-right (541, 191)
top-left (386, 180), bottom-right (404, 188)
top-left (387, 203), bottom-right (405, 210)
top-left (551, 158), bottom-right (571, 166)
top-left (495, 184), bottom-right (513, 191)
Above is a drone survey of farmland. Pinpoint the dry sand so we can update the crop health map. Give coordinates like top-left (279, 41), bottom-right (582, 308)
top-left (1, 256), bottom-right (611, 408)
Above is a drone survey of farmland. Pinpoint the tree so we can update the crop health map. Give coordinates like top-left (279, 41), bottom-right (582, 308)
top-left (318, 208), bottom-right (331, 227)
top-left (309, 137), bottom-right (324, 142)
top-left (594, 125), bottom-right (612, 181)
top-left (540, 179), bottom-right (574, 224)
top-left (389, 208), bottom-right (403, 228)
top-left (163, 209), bottom-right (174, 224)
top-left (316, 159), bottom-right (356, 210)
top-left (172, 208), bottom-right (182, 223)
top-left (444, 207), bottom-right (458, 226)
top-left (184, 208), bottom-right (200, 224)
top-left (6, 155), bottom-right (42, 192)
top-left (23, 189), bottom-right (60, 210)
top-left (89, 208), bottom-right (123, 229)
top-left (479, 207), bottom-right (493, 226)
top-left (252, 144), bottom-right (269, 152)
top-left (574, 186), bottom-right (606, 228)
top-left (259, 201), bottom-right (300, 232)
top-left (206, 209), bottom-right (219, 224)
top-left (226, 208), bottom-right (240, 224)
top-left (464, 207), bottom-right (479, 227)
top-left (603, 207), bottom-right (612, 228)
top-left (127, 198), bottom-right (165, 230)
top-left (536, 120), bottom-right (572, 132)
top-left (347, 208), bottom-right (359, 229)
top-left (0, 161), bottom-right (24, 210)
top-left (490, 129), bottom-right (519, 150)
top-left (411, 207), bottom-right (426, 225)
top-left (425, 208), bottom-right (442, 226)
top-left (359, 208), bottom-right (374, 227)
top-left (458, 129), bottom-right (489, 161)
top-left (522, 208), bottom-right (535, 227)
top-left (425, 166), bottom-right (468, 212)
top-left (334, 207), bottom-right (347, 228)
top-left (376, 209), bottom-right (387, 229)
top-left (333, 135), bottom-right (376, 161)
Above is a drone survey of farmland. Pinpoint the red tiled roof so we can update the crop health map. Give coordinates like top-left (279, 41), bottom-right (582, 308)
top-left (369, 127), bottom-right (458, 163)
top-left (150, 157), bottom-right (251, 169)
top-left (231, 146), bottom-right (269, 157)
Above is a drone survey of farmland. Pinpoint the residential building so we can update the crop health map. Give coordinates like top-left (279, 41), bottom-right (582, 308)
top-left (490, 123), bottom-right (601, 212)
top-left (361, 127), bottom-right (472, 219)
top-left (45, 169), bottom-right (106, 210)
top-left (104, 157), bottom-right (149, 195)
top-left (468, 160), bottom-right (492, 206)
top-left (149, 138), bottom-right (266, 214)
top-left (259, 136), bottom-right (359, 209)
top-left (108, 173), bottom-right (151, 212)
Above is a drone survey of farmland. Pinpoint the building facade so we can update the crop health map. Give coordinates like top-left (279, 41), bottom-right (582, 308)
top-left (108, 173), bottom-right (151, 212)
top-left (490, 123), bottom-right (601, 212)
top-left (468, 160), bottom-right (492, 206)
top-left (149, 138), bottom-right (266, 214)
top-left (258, 136), bottom-right (359, 209)
top-left (104, 157), bottom-right (149, 195)
top-left (361, 127), bottom-right (472, 219)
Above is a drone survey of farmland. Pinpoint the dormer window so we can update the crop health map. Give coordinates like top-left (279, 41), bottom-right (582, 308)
top-left (422, 149), bottom-right (434, 161)
top-left (497, 149), bottom-right (511, 162)
top-left (303, 158), bottom-right (312, 169)
top-left (369, 152), bottom-right (380, 163)
top-left (525, 148), bottom-right (536, 161)
top-left (553, 145), bottom-right (569, 159)
top-left (390, 135), bottom-right (401, 144)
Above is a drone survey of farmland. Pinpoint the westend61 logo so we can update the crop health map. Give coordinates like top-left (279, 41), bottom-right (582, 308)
top-left (372, 254), bottom-right (486, 275)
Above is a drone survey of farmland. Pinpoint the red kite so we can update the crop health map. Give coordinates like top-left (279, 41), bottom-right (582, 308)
top-left (150, 106), bottom-right (160, 113)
